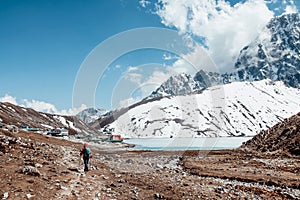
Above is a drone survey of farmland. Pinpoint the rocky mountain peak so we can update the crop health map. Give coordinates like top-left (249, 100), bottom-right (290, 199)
top-left (76, 107), bottom-right (107, 124)
top-left (235, 13), bottom-right (300, 87)
top-left (147, 73), bottom-right (196, 99)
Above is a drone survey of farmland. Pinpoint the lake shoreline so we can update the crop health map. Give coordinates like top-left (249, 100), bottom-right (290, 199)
top-left (122, 136), bottom-right (253, 151)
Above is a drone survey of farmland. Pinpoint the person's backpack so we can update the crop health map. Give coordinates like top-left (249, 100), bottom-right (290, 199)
top-left (82, 147), bottom-right (90, 158)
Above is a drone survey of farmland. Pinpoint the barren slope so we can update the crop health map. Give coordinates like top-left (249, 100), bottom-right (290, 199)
top-left (240, 112), bottom-right (300, 156)
top-left (0, 102), bottom-right (100, 135)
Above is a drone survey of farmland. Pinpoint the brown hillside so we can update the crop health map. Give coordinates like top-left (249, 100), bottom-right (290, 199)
top-left (0, 102), bottom-right (101, 135)
top-left (240, 112), bottom-right (300, 156)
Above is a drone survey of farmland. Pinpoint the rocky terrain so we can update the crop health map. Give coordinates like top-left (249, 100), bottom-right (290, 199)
top-left (240, 112), bottom-right (300, 156)
top-left (0, 102), bottom-right (100, 135)
top-left (1, 125), bottom-right (299, 199)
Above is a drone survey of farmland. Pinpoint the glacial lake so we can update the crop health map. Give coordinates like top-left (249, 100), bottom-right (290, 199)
top-left (123, 137), bottom-right (252, 151)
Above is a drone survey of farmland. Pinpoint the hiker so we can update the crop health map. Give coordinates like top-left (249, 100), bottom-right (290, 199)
top-left (80, 143), bottom-right (91, 171)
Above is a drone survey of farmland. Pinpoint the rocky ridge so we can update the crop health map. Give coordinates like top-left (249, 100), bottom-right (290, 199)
top-left (240, 112), bottom-right (300, 156)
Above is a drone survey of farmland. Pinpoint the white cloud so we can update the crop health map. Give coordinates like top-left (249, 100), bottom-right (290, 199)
top-left (0, 94), bottom-right (17, 105)
top-left (139, 70), bottom-right (173, 97)
top-left (284, 4), bottom-right (298, 14)
top-left (170, 44), bottom-right (217, 74)
top-left (144, 70), bottom-right (171, 85)
top-left (21, 99), bottom-right (58, 114)
top-left (127, 66), bottom-right (139, 72)
top-left (59, 104), bottom-right (88, 116)
top-left (155, 0), bottom-right (274, 72)
top-left (265, 0), bottom-right (278, 3)
top-left (121, 68), bottom-right (171, 101)
top-left (125, 73), bottom-right (143, 85)
top-left (163, 53), bottom-right (178, 61)
top-left (119, 97), bottom-right (141, 108)
top-left (0, 94), bottom-right (87, 116)
top-left (139, 0), bottom-right (151, 8)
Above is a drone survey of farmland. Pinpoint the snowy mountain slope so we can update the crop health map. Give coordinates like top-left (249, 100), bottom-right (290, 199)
top-left (0, 102), bottom-right (101, 135)
top-left (76, 107), bottom-right (108, 124)
top-left (102, 80), bottom-right (300, 138)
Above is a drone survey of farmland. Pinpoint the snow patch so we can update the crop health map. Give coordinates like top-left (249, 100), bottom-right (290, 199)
top-left (67, 121), bottom-right (82, 133)
top-left (54, 116), bottom-right (68, 127)
top-left (7, 107), bottom-right (16, 112)
top-left (53, 115), bottom-right (81, 132)
top-left (41, 124), bottom-right (53, 129)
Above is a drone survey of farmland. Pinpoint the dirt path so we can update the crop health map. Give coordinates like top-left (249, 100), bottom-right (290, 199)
top-left (0, 130), bottom-right (299, 199)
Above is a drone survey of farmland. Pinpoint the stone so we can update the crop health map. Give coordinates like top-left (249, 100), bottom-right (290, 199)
top-left (3, 192), bottom-right (8, 199)
top-left (67, 167), bottom-right (79, 172)
top-left (133, 187), bottom-right (138, 194)
top-left (35, 163), bottom-right (43, 168)
top-left (154, 193), bottom-right (164, 199)
top-left (60, 185), bottom-right (68, 190)
top-left (22, 166), bottom-right (40, 176)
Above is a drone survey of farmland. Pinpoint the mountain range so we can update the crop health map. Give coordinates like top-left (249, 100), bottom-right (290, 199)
top-left (2, 13), bottom-right (298, 140)
top-left (99, 79), bottom-right (300, 138)
top-left (147, 13), bottom-right (300, 100)
top-left (87, 13), bottom-right (300, 138)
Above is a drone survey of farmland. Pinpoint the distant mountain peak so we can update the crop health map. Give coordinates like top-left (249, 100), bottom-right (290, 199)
top-left (76, 107), bottom-right (108, 124)
top-left (146, 73), bottom-right (194, 99)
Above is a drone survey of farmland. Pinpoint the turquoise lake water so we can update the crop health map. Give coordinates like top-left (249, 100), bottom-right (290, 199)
top-left (123, 137), bottom-right (252, 151)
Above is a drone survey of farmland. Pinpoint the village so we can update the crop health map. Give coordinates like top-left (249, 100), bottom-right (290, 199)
top-left (0, 123), bottom-right (68, 136)
top-left (0, 122), bottom-right (124, 143)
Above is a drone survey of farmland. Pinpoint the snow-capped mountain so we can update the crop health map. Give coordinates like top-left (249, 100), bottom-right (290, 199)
top-left (147, 73), bottom-right (198, 100)
top-left (76, 107), bottom-right (108, 124)
top-left (146, 13), bottom-right (300, 100)
top-left (235, 13), bottom-right (300, 87)
top-left (102, 80), bottom-right (300, 138)
top-left (146, 71), bottom-right (223, 100)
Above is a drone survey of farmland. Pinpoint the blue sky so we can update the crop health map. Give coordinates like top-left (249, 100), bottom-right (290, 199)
top-left (0, 0), bottom-right (163, 112)
top-left (0, 0), bottom-right (299, 114)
